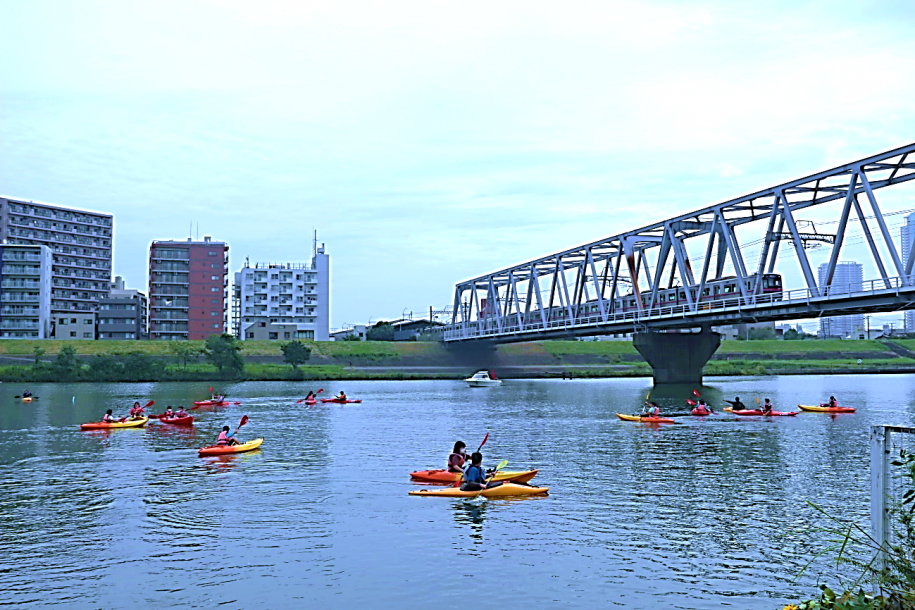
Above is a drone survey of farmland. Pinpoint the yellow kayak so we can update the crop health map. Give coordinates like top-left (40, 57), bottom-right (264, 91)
top-left (198, 438), bottom-right (264, 456)
top-left (80, 417), bottom-right (149, 430)
top-left (22, 397), bottom-right (33, 403)
top-left (798, 404), bottom-right (856, 413)
top-left (409, 482), bottom-right (549, 498)
top-left (616, 413), bottom-right (675, 424)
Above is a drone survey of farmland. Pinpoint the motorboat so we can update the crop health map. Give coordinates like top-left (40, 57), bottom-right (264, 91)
top-left (464, 370), bottom-right (502, 387)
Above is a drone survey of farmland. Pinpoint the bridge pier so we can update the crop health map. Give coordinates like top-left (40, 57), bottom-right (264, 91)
top-left (633, 330), bottom-right (721, 385)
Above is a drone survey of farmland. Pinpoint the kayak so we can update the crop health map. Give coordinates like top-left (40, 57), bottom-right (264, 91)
top-left (304, 399), bottom-right (317, 405)
top-left (798, 404), bottom-right (856, 413)
top-left (198, 438), bottom-right (264, 456)
top-left (691, 407), bottom-right (711, 416)
top-left (409, 482), bottom-right (549, 498)
top-left (192, 400), bottom-right (230, 407)
top-left (732, 409), bottom-right (798, 416)
top-left (22, 397), bottom-right (33, 403)
top-left (159, 415), bottom-right (194, 426)
top-left (80, 417), bottom-right (149, 430)
top-left (410, 469), bottom-right (539, 484)
top-left (617, 413), bottom-right (675, 423)
top-left (320, 398), bottom-right (362, 404)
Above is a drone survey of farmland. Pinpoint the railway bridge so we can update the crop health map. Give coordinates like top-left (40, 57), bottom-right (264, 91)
top-left (443, 143), bottom-right (915, 384)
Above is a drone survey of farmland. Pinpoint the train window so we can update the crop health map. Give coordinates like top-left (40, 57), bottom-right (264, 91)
top-left (702, 288), bottom-right (709, 296)
top-left (679, 292), bottom-right (686, 299)
top-left (724, 285), bottom-right (733, 293)
top-left (714, 285), bottom-right (720, 294)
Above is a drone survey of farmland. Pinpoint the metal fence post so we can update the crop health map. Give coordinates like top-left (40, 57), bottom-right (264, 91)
top-left (870, 425), bottom-right (890, 572)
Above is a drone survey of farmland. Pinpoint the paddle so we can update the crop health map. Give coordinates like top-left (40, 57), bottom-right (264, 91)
top-left (296, 389), bottom-right (324, 404)
top-left (453, 459), bottom-right (508, 488)
top-left (476, 432), bottom-right (490, 453)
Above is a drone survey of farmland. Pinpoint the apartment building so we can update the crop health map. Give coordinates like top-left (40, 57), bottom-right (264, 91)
top-left (148, 237), bottom-right (228, 340)
top-left (0, 197), bottom-right (113, 313)
top-left (51, 311), bottom-right (97, 340)
top-left (817, 261), bottom-right (865, 338)
top-left (98, 276), bottom-right (148, 340)
top-left (0, 244), bottom-right (52, 339)
top-left (233, 244), bottom-right (330, 341)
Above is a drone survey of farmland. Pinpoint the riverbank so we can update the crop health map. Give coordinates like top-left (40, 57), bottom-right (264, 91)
top-left (1, 338), bottom-right (914, 381)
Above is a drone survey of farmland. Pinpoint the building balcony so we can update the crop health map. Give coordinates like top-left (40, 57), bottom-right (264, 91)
top-left (1, 266), bottom-right (42, 276)
top-left (0, 321), bottom-right (39, 330)
top-left (1, 294), bottom-right (40, 303)
top-left (1, 308), bottom-right (41, 316)
top-left (2, 280), bottom-right (41, 289)
top-left (2, 254), bottom-right (42, 262)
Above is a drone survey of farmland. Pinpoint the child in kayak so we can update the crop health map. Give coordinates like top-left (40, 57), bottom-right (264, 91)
top-left (724, 397), bottom-right (747, 411)
top-left (694, 400), bottom-right (712, 415)
top-left (22, 389), bottom-right (32, 398)
top-left (128, 402), bottom-right (143, 419)
top-left (762, 399), bottom-right (773, 414)
top-left (448, 441), bottom-right (467, 473)
top-left (175, 406), bottom-right (188, 418)
top-left (102, 409), bottom-right (119, 423)
top-left (164, 406), bottom-right (174, 418)
top-left (824, 396), bottom-right (838, 408)
top-left (460, 453), bottom-right (502, 492)
top-left (217, 426), bottom-right (239, 446)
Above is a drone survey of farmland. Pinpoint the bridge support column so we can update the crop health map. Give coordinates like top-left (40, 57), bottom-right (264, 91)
top-left (633, 330), bottom-right (721, 385)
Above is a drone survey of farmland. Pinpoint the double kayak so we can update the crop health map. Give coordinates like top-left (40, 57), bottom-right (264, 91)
top-left (198, 438), bottom-right (264, 456)
top-left (159, 415), bottom-right (194, 426)
top-left (617, 413), bottom-right (675, 424)
top-left (798, 404), bottom-right (856, 413)
top-left (410, 469), bottom-right (539, 484)
top-left (80, 417), bottom-right (148, 430)
top-left (409, 482), bottom-right (549, 498)
top-left (732, 409), bottom-right (798, 416)
top-left (192, 400), bottom-right (231, 407)
top-left (691, 407), bottom-right (711, 416)
top-left (320, 398), bottom-right (362, 404)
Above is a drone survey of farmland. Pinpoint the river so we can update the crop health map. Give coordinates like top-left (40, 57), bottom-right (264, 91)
top-left (1, 375), bottom-right (913, 609)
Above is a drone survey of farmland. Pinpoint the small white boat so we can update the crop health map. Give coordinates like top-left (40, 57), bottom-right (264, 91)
top-left (464, 370), bottom-right (502, 387)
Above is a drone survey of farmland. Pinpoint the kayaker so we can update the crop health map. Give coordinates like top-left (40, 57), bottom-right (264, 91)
top-left (724, 397), bottom-right (747, 411)
top-left (305, 391), bottom-right (316, 401)
top-left (336, 391), bottom-right (347, 401)
top-left (762, 399), bottom-right (773, 414)
top-left (696, 399), bottom-right (712, 414)
top-left (460, 453), bottom-right (502, 492)
top-left (22, 389), bottom-right (31, 398)
top-left (825, 396), bottom-right (838, 408)
top-left (175, 406), bottom-right (188, 418)
top-left (102, 409), bottom-right (118, 423)
top-left (129, 401), bottom-right (146, 420)
top-left (448, 441), bottom-right (468, 473)
top-left (642, 402), bottom-right (661, 417)
top-left (217, 425), bottom-right (239, 447)
top-left (164, 406), bottom-right (174, 418)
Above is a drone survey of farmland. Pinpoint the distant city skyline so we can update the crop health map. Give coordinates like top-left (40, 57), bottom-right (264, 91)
top-left (2, 1), bottom-right (915, 329)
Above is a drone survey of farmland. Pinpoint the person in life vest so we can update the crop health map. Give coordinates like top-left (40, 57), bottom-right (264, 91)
top-left (724, 397), bottom-right (747, 411)
top-left (175, 406), bottom-right (189, 418)
top-left (129, 401), bottom-right (145, 420)
top-left (217, 425), bottom-right (239, 446)
top-left (642, 401), bottom-right (661, 417)
top-left (164, 406), bottom-right (174, 418)
top-left (448, 441), bottom-right (467, 473)
top-left (102, 409), bottom-right (118, 423)
top-left (761, 399), bottom-right (774, 414)
top-left (336, 390), bottom-right (346, 401)
top-left (825, 396), bottom-right (838, 408)
top-left (694, 399), bottom-right (711, 414)
top-left (22, 389), bottom-right (32, 398)
top-left (304, 391), bottom-right (316, 401)
top-left (460, 452), bottom-right (502, 492)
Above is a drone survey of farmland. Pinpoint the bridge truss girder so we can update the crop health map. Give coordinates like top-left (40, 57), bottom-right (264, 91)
top-left (448, 143), bottom-right (915, 340)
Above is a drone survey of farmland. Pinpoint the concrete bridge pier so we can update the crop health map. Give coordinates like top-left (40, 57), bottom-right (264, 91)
top-left (633, 330), bottom-right (721, 386)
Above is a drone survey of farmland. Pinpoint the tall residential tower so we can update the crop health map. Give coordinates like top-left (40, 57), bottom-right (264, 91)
top-left (148, 237), bottom-right (229, 340)
top-left (0, 197), bottom-right (113, 313)
top-left (901, 212), bottom-right (915, 331)
top-left (817, 261), bottom-right (865, 338)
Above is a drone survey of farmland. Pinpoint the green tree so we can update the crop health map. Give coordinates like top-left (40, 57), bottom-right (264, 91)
top-left (783, 328), bottom-right (808, 341)
top-left (32, 345), bottom-right (45, 367)
top-left (747, 327), bottom-right (777, 340)
top-left (169, 341), bottom-right (203, 369)
top-left (341, 333), bottom-right (362, 341)
top-left (54, 345), bottom-right (81, 380)
top-left (366, 322), bottom-right (395, 341)
top-left (205, 334), bottom-right (244, 376)
top-left (280, 340), bottom-right (312, 369)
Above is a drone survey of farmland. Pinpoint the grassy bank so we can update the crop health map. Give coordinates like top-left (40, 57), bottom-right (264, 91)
top-left (0, 338), bottom-right (911, 382)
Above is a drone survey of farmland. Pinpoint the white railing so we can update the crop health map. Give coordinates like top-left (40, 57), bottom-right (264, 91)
top-left (444, 275), bottom-right (914, 341)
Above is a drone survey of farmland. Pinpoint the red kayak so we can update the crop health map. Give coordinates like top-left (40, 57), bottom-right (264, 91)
top-left (732, 409), bottom-right (798, 417)
top-left (691, 407), bottom-right (711, 416)
top-left (304, 399), bottom-right (317, 405)
top-left (320, 398), bottom-right (362, 404)
top-left (159, 415), bottom-right (194, 426)
top-left (192, 400), bottom-right (230, 407)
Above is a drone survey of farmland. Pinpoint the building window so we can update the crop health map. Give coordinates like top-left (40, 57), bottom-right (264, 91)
top-left (70, 331), bottom-right (76, 337)
top-left (258, 322), bottom-right (266, 328)
top-left (208, 251), bottom-right (218, 256)
top-left (83, 332), bottom-right (92, 338)
top-left (284, 332), bottom-right (290, 339)
top-left (59, 318), bottom-right (68, 325)
top-left (84, 319), bottom-right (92, 324)
top-left (211, 275), bottom-right (218, 280)
top-left (211, 287), bottom-right (218, 292)
top-left (211, 311), bottom-right (218, 316)
top-left (246, 332), bottom-right (254, 339)
top-left (269, 332), bottom-right (278, 339)
top-left (212, 323), bottom-right (220, 328)
top-left (71, 318), bottom-right (77, 323)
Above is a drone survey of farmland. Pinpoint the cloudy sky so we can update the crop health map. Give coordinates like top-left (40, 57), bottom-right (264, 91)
top-left (2, 1), bottom-right (914, 330)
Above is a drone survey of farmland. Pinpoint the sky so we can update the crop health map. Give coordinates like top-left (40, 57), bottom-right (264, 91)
top-left (2, 0), bottom-right (915, 332)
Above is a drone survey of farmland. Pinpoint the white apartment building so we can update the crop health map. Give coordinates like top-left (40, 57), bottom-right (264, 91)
top-left (901, 211), bottom-right (915, 332)
top-left (0, 244), bottom-right (53, 338)
top-left (0, 197), bottom-right (113, 313)
top-left (233, 244), bottom-right (330, 341)
top-left (817, 261), bottom-right (865, 338)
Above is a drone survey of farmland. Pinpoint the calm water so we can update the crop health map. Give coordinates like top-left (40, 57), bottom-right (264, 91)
top-left (2, 375), bottom-right (914, 609)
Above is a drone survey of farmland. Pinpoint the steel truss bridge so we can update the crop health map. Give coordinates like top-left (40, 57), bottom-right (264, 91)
top-left (444, 143), bottom-right (915, 346)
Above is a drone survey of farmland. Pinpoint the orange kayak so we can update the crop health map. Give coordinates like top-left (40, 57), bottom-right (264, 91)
top-left (410, 469), bottom-right (538, 484)
top-left (616, 413), bottom-right (675, 424)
